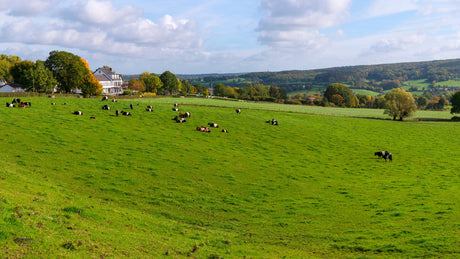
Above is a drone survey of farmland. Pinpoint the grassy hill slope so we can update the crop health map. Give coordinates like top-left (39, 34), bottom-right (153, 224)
top-left (0, 97), bottom-right (459, 258)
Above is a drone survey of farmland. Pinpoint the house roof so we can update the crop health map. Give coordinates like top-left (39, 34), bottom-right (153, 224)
top-left (94, 74), bottom-right (111, 81)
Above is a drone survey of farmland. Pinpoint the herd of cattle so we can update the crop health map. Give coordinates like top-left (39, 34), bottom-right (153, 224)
top-left (4, 97), bottom-right (393, 161)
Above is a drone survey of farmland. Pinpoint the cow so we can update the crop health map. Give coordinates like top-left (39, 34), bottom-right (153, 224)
top-left (197, 126), bottom-right (211, 132)
top-left (62, 103), bottom-right (67, 105)
top-left (90, 116), bottom-right (96, 119)
top-left (73, 111), bottom-right (83, 115)
top-left (208, 123), bottom-right (219, 128)
top-left (374, 151), bottom-right (385, 158)
top-left (12, 98), bottom-right (20, 104)
top-left (51, 103), bottom-right (56, 105)
top-left (383, 152), bottom-right (393, 162)
top-left (236, 109), bottom-right (241, 115)
top-left (102, 96), bottom-right (108, 101)
top-left (102, 105), bottom-right (111, 110)
top-left (112, 99), bottom-right (117, 102)
top-left (176, 118), bottom-right (186, 123)
top-left (174, 103), bottom-right (179, 107)
top-left (147, 105), bottom-right (153, 109)
top-left (146, 108), bottom-right (152, 112)
top-left (271, 119), bottom-right (278, 125)
top-left (6, 102), bottom-right (13, 107)
top-left (116, 110), bottom-right (119, 117)
top-left (121, 111), bottom-right (132, 116)
top-left (130, 103), bottom-right (133, 110)
top-left (172, 108), bottom-right (179, 112)
top-left (222, 129), bottom-right (229, 133)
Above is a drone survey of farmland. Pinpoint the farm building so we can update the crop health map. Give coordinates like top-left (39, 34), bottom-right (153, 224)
top-left (94, 67), bottom-right (124, 95)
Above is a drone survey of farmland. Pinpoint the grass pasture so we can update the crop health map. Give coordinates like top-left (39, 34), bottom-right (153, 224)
top-left (0, 97), bottom-right (459, 258)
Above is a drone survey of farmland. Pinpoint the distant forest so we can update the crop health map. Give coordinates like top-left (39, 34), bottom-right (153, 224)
top-left (181, 59), bottom-right (460, 93)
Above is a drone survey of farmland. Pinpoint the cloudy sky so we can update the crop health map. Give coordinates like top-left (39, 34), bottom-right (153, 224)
top-left (1, 0), bottom-right (459, 74)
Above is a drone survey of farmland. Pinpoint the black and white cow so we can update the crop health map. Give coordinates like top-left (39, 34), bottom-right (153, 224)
top-left (208, 122), bottom-right (219, 128)
top-left (102, 104), bottom-right (111, 110)
top-left (172, 108), bottom-right (179, 111)
top-left (101, 96), bottom-right (108, 101)
top-left (146, 108), bottom-right (152, 112)
top-left (73, 111), bottom-right (83, 115)
top-left (236, 109), bottom-right (241, 115)
top-left (383, 151), bottom-right (393, 162)
top-left (121, 111), bottom-right (132, 116)
top-left (222, 129), bottom-right (229, 133)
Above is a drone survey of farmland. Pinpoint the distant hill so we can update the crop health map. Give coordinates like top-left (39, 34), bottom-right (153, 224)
top-left (184, 59), bottom-right (460, 94)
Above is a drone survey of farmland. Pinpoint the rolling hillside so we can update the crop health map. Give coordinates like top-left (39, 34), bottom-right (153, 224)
top-left (0, 96), bottom-right (458, 258)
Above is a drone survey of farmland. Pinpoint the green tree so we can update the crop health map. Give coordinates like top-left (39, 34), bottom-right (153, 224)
top-left (45, 50), bottom-right (88, 93)
top-left (180, 79), bottom-right (193, 95)
top-left (450, 91), bottom-right (460, 114)
top-left (193, 83), bottom-right (207, 96)
top-left (384, 88), bottom-right (417, 121)
top-left (324, 83), bottom-right (354, 107)
top-left (33, 60), bottom-right (57, 93)
top-left (139, 72), bottom-right (163, 94)
top-left (159, 71), bottom-right (179, 94)
top-left (10, 60), bottom-right (35, 88)
top-left (0, 54), bottom-right (21, 83)
top-left (213, 83), bottom-right (225, 96)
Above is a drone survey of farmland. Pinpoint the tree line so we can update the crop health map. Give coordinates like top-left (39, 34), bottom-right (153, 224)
top-left (1, 51), bottom-right (102, 96)
top-left (212, 83), bottom-right (287, 102)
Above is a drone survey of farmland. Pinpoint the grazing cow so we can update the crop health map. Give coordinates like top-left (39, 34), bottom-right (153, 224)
top-left (222, 129), bottom-right (229, 133)
top-left (185, 112), bottom-right (191, 118)
top-left (12, 98), bottom-right (20, 104)
top-left (130, 103), bottom-right (133, 109)
top-left (116, 110), bottom-right (119, 117)
top-left (146, 108), bottom-right (152, 112)
top-left (73, 111), bottom-right (83, 115)
top-left (374, 151), bottom-right (385, 158)
top-left (174, 103), bottom-right (178, 107)
top-left (236, 109), bottom-right (241, 115)
top-left (102, 96), bottom-right (108, 101)
top-left (102, 105), bottom-right (111, 110)
top-left (208, 122), bottom-right (219, 128)
top-left (147, 105), bottom-right (153, 109)
top-left (383, 152), bottom-right (393, 162)
top-left (172, 108), bottom-right (179, 111)
top-left (121, 111), bottom-right (132, 116)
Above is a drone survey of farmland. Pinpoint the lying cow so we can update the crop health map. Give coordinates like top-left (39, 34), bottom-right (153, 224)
top-left (102, 105), bottom-right (111, 110)
top-left (222, 129), bottom-right (229, 133)
top-left (6, 102), bottom-right (14, 107)
top-left (197, 126), bottom-right (211, 132)
top-left (146, 108), bottom-right (152, 112)
top-left (73, 111), bottom-right (83, 115)
top-left (101, 96), bottom-right (108, 101)
top-left (121, 111), bottom-right (132, 116)
top-left (208, 122), bottom-right (219, 128)
top-left (172, 108), bottom-right (179, 111)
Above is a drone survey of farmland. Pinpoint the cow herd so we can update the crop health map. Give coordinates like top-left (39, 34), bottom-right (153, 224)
top-left (3, 97), bottom-right (394, 162)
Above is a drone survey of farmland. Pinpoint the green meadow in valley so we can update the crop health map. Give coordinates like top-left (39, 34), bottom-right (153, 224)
top-left (0, 96), bottom-right (459, 258)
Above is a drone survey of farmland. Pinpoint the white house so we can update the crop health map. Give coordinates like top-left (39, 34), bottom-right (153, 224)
top-left (0, 83), bottom-right (25, 93)
top-left (93, 67), bottom-right (124, 95)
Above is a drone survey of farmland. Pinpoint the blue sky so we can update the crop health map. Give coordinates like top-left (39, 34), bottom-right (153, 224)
top-left (0, 0), bottom-right (459, 74)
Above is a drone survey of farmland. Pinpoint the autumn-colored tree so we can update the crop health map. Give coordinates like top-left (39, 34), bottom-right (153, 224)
top-left (80, 59), bottom-right (102, 96)
top-left (351, 96), bottom-right (360, 108)
top-left (384, 88), bottom-right (417, 121)
top-left (128, 78), bottom-right (145, 93)
top-left (331, 94), bottom-right (345, 106)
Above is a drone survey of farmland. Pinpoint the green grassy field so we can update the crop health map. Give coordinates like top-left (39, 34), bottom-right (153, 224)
top-left (0, 97), bottom-right (459, 258)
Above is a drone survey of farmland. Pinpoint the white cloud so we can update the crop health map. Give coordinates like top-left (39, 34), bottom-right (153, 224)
top-left (0, 0), bottom-right (203, 60)
top-left (257, 0), bottom-right (351, 49)
top-left (363, 0), bottom-right (419, 19)
top-left (0, 0), bottom-right (57, 16)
